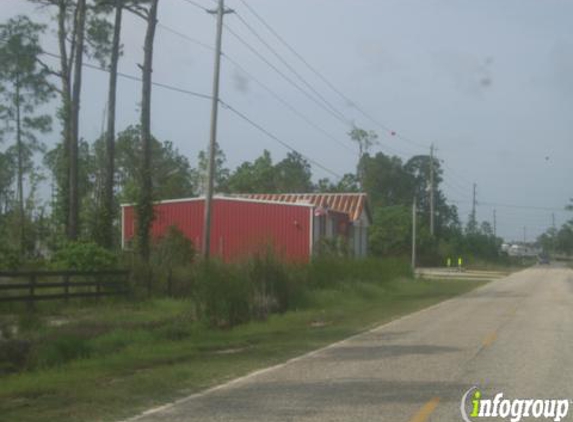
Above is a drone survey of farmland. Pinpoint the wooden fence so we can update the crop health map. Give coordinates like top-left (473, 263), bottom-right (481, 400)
top-left (0, 270), bottom-right (130, 305)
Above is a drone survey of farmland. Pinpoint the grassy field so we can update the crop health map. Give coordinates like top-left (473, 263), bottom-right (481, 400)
top-left (0, 276), bottom-right (487, 422)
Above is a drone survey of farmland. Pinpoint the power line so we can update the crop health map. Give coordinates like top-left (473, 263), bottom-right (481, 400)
top-left (450, 198), bottom-right (568, 213)
top-left (235, 0), bottom-right (430, 151)
top-left (180, 0), bottom-right (210, 12)
top-left (178, 0), bottom-right (425, 159)
top-left (223, 24), bottom-right (351, 129)
top-left (155, 21), bottom-right (359, 161)
top-left (41, 50), bottom-right (341, 180)
top-left (179, 0), bottom-right (351, 128)
top-left (157, 23), bottom-right (214, 51)
top-left (159, 26), bottom-right (414, 161)
top-left (156, 21), bottom-right (356, 155)
top-left (223, 54), bottom-right (355, 154)
top-left (41, 51), bottom-right (213, 100)
top-left (232, 11), bottom-right (351, 126)
top-left (220, 100), bottom-right (343, 179)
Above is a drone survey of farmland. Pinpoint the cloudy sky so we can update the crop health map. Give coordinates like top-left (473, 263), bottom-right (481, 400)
top-left (1, 0), bottom-right (572, 241)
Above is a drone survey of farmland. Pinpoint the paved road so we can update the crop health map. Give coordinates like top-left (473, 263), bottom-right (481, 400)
top-left (125, 265), bottom-right (573, 422)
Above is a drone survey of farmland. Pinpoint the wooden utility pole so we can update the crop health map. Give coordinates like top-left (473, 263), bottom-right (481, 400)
top-left (552, 213), bottom-right (556, 230)
top-left (412, 197), bottom-right (417, 271)
top-left (202, 0), bottom-right (233, 259)
top-left (471, 183), bottom-right (477, 227)
top-left (493, 209), bottom-right (497, 237)
top-left (429, 144), bottom-right (435, 237)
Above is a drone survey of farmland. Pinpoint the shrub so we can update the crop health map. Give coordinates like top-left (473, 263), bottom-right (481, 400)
top-left (32, 335), bottom-right (92, 368)
top-left (153, 226), bottom-right (195, 266)
top-left (247, 251), bottom-right (298, 318)
top-left (51, 242), bottom-right (118, 271)
top-left (193, 261), bottom-right (253, 328)
top-left (0, 339), bottom-right (32, 374)
top-left (0, 245), bottom-right (21, 270)
top-left (151, 226), bottom-right (195, 296)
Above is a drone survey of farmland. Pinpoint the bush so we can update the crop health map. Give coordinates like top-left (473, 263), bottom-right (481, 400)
top-left (151, 226), bottom-right (195, 296)
top-left (0, 245), bottom-right (21, 270)
top-left (32, 335), bottom-right (92, 368)
top-left (0, 339), bottom-right (32, 374)
top-left (193, 261), bottom-right (253, 328)
top-left (247, 251), bottom-right (298, 318)
top-left (51, 242), bottom-right (118, 271)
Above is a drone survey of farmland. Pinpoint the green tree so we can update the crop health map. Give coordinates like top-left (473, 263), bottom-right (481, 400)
top-left (30, 0), bottom-right (115, 241)
top-left (0, 16), bottom-right (54, 255)
top-left (349, 127), bottom-right (377, 187)
top-left (369, 205), bottom-right (412, 256)
top-left (361, 152), bottom-right (414, 208)
top-left (90, 0), bottom-right (125, 249)
top-left (112, 126), bottom-right (194, 205)
top-left (44, 139), bottom-right (97, 243)
top-left (227, 150), bottom-right (276, 193)
top-left (191, 142), bottom-right (229, 195)
top-left (274, 152), bottom-right (313, 192)
top-left (316, 173), bottom-right (360, 193)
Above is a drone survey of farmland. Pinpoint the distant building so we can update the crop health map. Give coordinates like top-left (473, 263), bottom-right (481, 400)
top-left (121, 193), bottom-right (372, 262)
top-left (506, 243), bottom-right (540, 258)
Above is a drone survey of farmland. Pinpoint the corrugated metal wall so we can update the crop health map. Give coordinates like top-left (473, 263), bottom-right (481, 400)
top-left (122, 198), bottom-right (312, 262)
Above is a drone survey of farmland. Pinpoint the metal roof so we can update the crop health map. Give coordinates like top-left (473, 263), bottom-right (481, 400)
top-left (237, 193), bottom-right (371, 223)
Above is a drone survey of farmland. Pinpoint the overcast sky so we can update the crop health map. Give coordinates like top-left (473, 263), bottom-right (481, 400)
top-left (1, 0), bottom-right (572, 241)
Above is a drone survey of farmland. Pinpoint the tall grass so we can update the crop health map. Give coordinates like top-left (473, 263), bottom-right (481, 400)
top-left (191, 255), bottom-right (411, 328)
top-left (0, 256), bottom-right (412, 375)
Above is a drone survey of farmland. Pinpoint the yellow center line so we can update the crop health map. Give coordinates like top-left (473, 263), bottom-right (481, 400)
top-left (483, 331), bottom-right (497, 347)
top-left (409, 397), bottom-right (441, 422)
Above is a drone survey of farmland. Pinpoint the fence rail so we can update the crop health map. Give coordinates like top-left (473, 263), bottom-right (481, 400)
top-left (0, 270), bottom-right (130, 304)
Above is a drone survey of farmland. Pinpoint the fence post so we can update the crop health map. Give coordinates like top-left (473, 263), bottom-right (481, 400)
top-left (64, 274), bottom-right (70, 303)
top-left (28, 274), bottom-right (36, 311)
top-left (96, 274), bottom-right (101, 302)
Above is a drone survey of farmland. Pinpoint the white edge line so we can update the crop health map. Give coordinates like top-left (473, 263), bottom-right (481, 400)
top-left (118, 273), bottom-right (508, 422)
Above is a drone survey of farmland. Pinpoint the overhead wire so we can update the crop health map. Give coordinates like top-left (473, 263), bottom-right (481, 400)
top-left (180, 0), bottom-right (211, 12)
top-left (156, 20), bottom-right (424, 161)
top-left (220, 100), bottom-right (343, 179)
top-left (155, 22), bottom-right (356, 154)
top-left (223, 24), bottom-right (351, 129)
top-left (231, 12), bottom-right (351, 126)
top-left (40, 50), bottom-right (342, 180)
top-left (234, 0), bottom-right (431, 151)
top-left (178, 0), bottom-right (420, 159)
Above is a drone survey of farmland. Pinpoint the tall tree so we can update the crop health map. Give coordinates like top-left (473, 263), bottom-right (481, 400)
top-left (30, 0), bottom-right (113, 241)
top-left (135, 0), bottom-right (159, 261)
top-left (227, 150), bottom-right (275, 193)
top-left (88, 0), bottom-right (125, 248)
top-left (112, 126), bottom-right (194, 204)
top-left (192, 143), bottom-right (229, 195)
top-left (361, 152), bottom-right (414, 208)
top-left (274, 152), bottom-right (313, 193)
top-left (0, 16), bottom-right (54, 254)
top-left (68, 0), bottom-right (88, 240)
top-left (349, 126), bottom-right (377, 188)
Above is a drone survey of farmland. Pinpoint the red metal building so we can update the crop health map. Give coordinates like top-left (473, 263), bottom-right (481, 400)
top-left (121, 193), bottom-right (370, 262)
